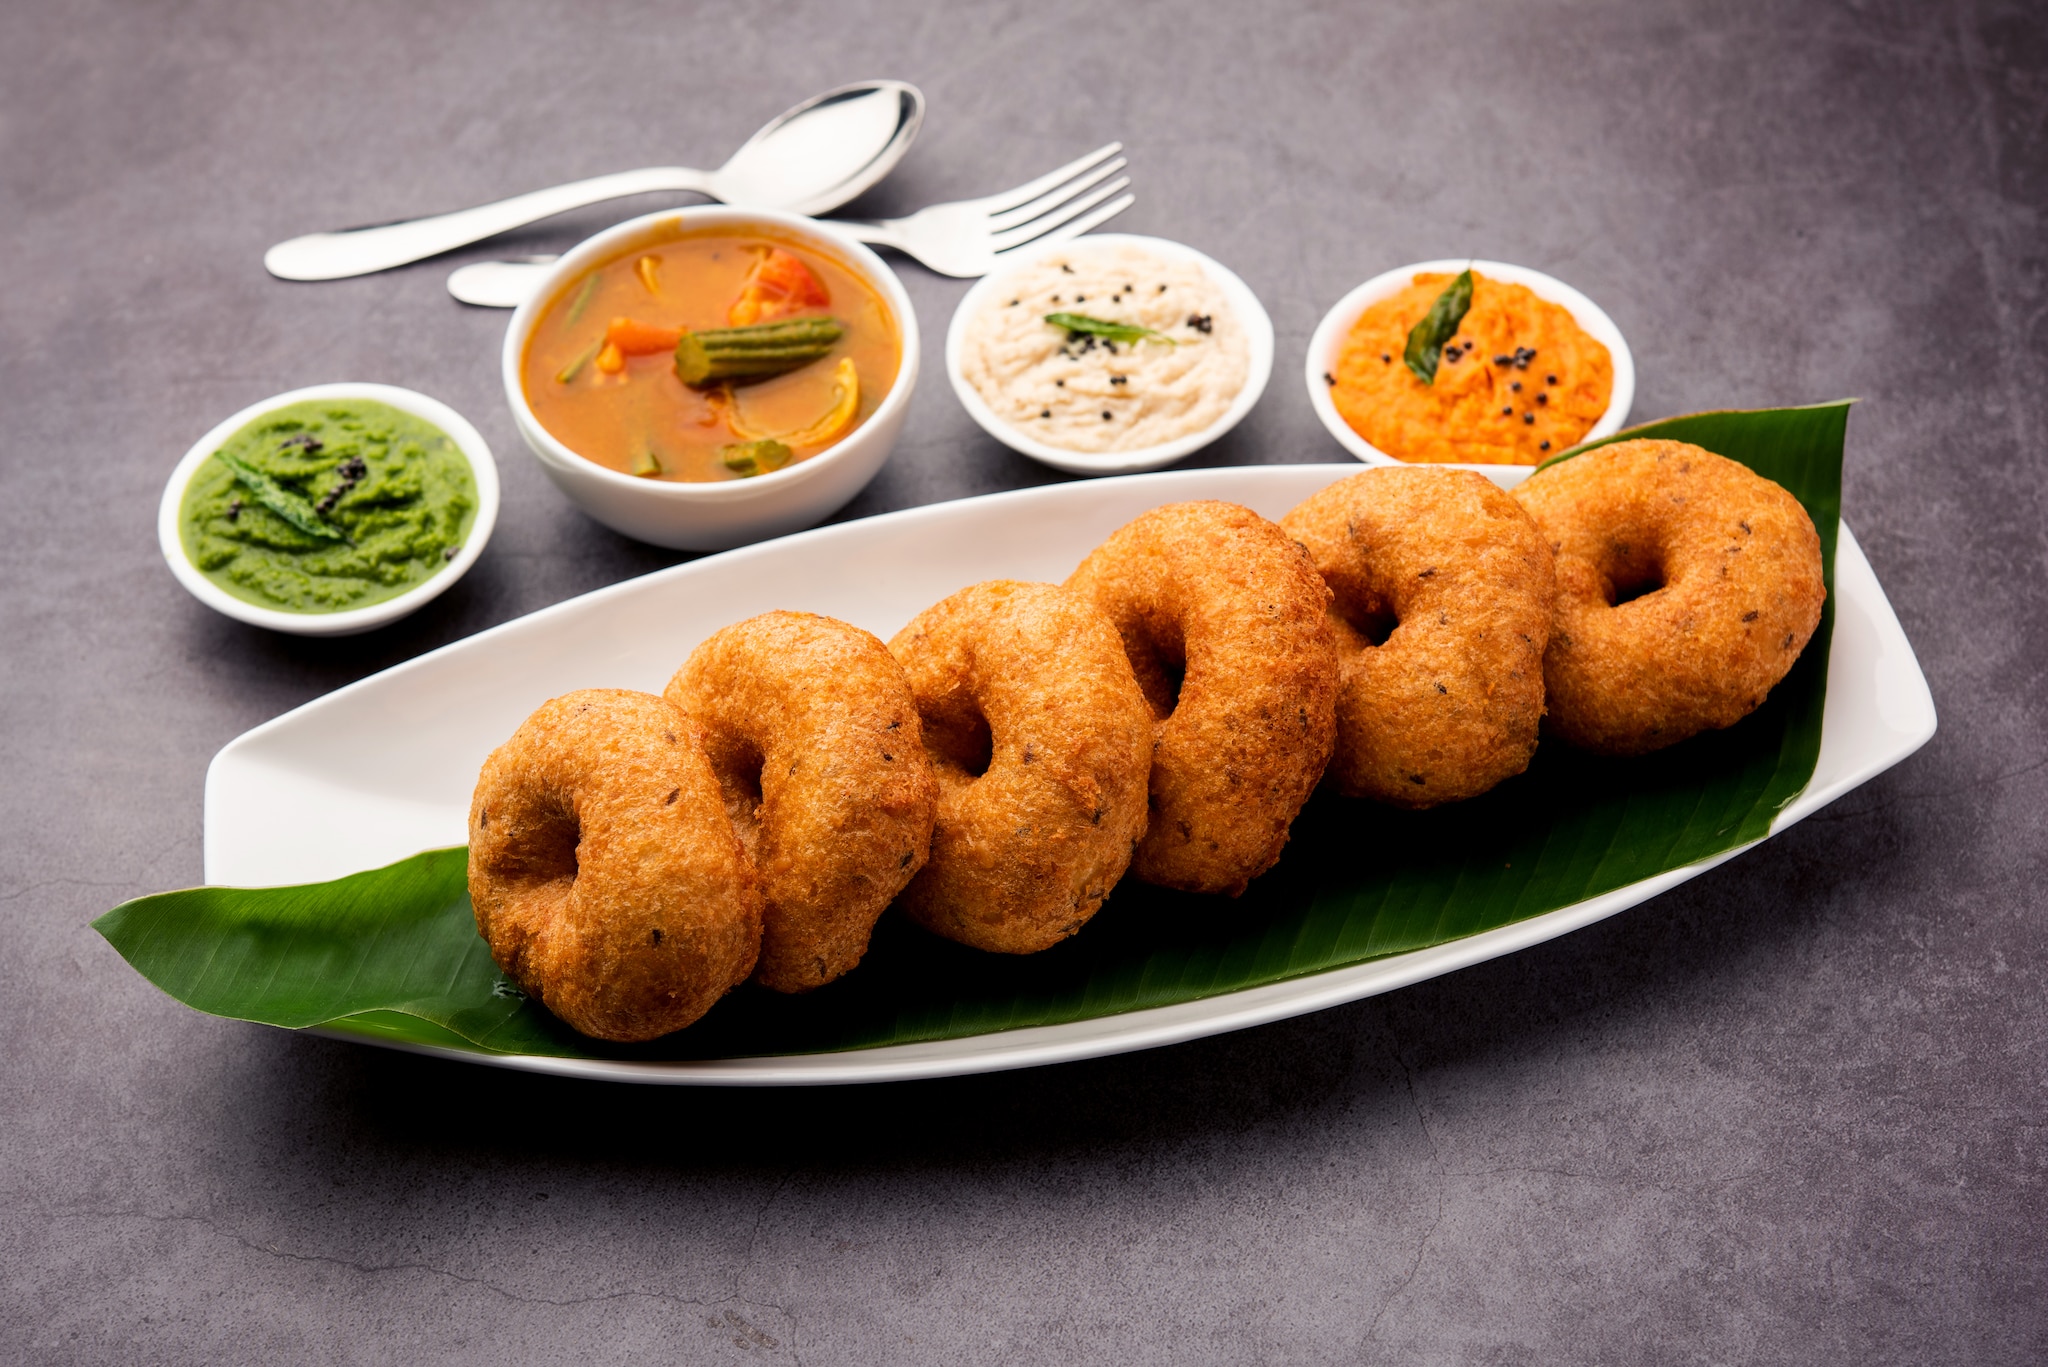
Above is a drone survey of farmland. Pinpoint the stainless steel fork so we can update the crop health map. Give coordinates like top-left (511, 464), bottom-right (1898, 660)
top-left (446, 143), bottom-right (1135, 306)
top-left (827, 141), bottom-right (1133, 277)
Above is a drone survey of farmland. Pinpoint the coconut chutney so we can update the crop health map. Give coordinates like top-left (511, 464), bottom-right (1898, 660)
top-left (961, 243), bottom-right (1248, 453)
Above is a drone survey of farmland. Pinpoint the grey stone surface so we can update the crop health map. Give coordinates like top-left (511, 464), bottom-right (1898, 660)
top-left (2, 0), bottom-right (2043, 1361)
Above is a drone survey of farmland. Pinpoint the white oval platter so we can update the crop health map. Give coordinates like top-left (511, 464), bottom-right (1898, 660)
top-left (204, 464), bottom-right (1936, 1084)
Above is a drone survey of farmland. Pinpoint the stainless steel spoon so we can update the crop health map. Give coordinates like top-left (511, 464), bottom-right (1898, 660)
top-left (263, 80), bottom-right (923, 281)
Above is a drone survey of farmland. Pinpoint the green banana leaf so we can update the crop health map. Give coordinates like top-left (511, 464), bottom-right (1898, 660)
top-left (96, 402), bottom-right (1850, 1062)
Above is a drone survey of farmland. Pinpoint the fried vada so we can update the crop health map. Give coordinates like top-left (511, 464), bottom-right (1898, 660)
top-left (666, 611), bottom-right (938, 993)
top-left (1282, 467), bottom-right (1555, 806)
top-left (888, 580), bottom-right (1152, 954)
top-left (1513, 438), bottom-right (1825, 756)
top-left (1065, 501), bottom-right (1339, 896)
top-left (467, 689), bottom-right (763, 1042)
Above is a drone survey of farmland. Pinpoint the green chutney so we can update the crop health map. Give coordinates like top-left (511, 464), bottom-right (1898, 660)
top-left (179, 399), bottom-right (477, 613)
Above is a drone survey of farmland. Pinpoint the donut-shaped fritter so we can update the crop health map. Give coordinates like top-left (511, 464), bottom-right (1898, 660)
top-left (665, 611), bottom-right (938, 994)
top-left (1282, 468), bottom-right (1556, 807)
top-left (1514, 439), bottom-right (1825, 756)
top-left (1065, 501), bottom-right (1340, 896)
top-left (888, 581), bottom-right (1152, 954)
top-left (467, 689), bottom-right (763, 1042)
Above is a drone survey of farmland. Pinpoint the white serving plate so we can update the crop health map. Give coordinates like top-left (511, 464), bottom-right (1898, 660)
top-left (205, 465), bottom-right (1935, 1084)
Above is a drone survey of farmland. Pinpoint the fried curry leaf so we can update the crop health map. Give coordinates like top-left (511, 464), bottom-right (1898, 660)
top-left (214, 450), bottom-right (347, 541)
top-left (1403, 268), bottom-right (1474, 385)
top-left (98, 403), bottom-right (1850, 1063)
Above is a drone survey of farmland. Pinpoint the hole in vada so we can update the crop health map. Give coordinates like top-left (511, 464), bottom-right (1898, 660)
top-left (925, 704), bottom-right (994, 780)
top-left (502, 799), bottom-right (579, 889)
top-left (1353, 607), bottom-right (1398, 647)
top-left (1333, 593), bottom-right (1398, 648)
top-left (1601, 543), bottom-right (1666, 608)
top-left (1608, 562), bottom-right (1667, 607)
top-left (1158, 656), bottom-right (1186, 715)
top-left (701, 734), bottom-right (767, 850)
top-left (1121, 620), bottom-right (1188, 720)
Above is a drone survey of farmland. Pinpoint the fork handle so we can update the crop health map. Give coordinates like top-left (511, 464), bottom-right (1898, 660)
top-left (264, 166), bottom-right (717, 281)
top-left (815, 219), bottom-right (907, 251)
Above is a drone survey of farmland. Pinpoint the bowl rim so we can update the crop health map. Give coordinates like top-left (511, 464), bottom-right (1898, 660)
top-left (157, 382), bottom-right (501, 636)
top-left (500, 205), bottom-right (921, 506)
top-left (1303, 258), bottom-right (1635, 481)
top-left (944, 232), bottom-right (1276, 476)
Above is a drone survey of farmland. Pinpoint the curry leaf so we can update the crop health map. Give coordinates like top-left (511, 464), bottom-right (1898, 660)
top-left (214, 451), bottom-right (347, 541)
top-left (98, 403), bottom-right (1849, 1063)
top-left (1403, 268), bottom-right (1474, 385)
top-left (1045, 312), bottom-right (1176, 346)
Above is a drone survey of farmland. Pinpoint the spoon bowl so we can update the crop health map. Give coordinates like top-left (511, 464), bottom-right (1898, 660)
top-left (263, 80), bottom-right (923, 281)
top-left (711, 81), bottom-right (923, 214)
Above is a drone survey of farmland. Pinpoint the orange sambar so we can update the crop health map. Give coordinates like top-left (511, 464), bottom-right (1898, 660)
top-left (522, 225), bottom-right (901, 483)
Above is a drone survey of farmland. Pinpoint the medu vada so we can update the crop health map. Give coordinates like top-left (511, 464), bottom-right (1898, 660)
top-left (665, 611), bottom-right (938, 994)
top-left (1282, 467), bottom-right (1556, 807)
top-left (1065, 501), bottom-right (1339, 896)
top-left (467, 689), bottom-right (763, 1042)
top-left (888, 580), bottom-right (1152, 954)
top-left (1513, 438), bottom-right (1825, 756)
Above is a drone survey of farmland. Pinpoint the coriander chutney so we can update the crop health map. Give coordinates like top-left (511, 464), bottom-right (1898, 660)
top-left (179, 398), bottom-right (477, 613)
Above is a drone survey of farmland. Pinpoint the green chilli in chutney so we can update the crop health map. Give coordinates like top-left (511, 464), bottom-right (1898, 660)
top-left (179, 399), bottom-right (476, 613)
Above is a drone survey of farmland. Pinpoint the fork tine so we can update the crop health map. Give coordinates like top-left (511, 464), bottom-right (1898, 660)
top-left (996, 193), bottom-right (1136, 258)
top-left (987, 157), bottom-right (1128, 233)
top-left (976, 142), bottom-right (1124, 215)
top-left (989, 178), bottom-right (1131, 252)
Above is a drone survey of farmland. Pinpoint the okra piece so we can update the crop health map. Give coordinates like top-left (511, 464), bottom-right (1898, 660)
top-left (674, 318), bottom-right (844, 387)
top-left (720, 440), bottom-right (792, 478)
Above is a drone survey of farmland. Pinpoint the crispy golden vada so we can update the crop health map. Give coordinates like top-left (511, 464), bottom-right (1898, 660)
top-left (1514, 439), bottom-right (1825, 756)
top-left (888, 580), bottom-right (1152, 954)
top-left (1283, 467), bottom-right (1555, 806)
top-left (665, 611), bottom-right (938, 993)
top-left (1065, 501), bottom-right (1339, 896)
top-left (467, 689), bottom-right (763, 1042)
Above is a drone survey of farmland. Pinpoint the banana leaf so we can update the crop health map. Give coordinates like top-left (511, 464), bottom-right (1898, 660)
top-left (96, 402), bottom-right (1850, 1061)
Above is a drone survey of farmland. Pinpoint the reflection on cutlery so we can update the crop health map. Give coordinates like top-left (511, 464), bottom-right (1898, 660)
top-left (447, 143), bottom-right (1135, 307)
top-left (265, 81), bottom-right (924, 281)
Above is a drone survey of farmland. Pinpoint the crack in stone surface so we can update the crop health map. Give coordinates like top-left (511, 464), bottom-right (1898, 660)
top-left (728, 1172), bottom-right (803, 1363)
top-left (1444, 1164), bottom-right (1768, 1198)
top-left (731, 1171), bottom-right (794, 1301)
top-left (2, 877), bottom-right (158, 906)
top-left (1359, 1018), bottom-right (1447, 1359)
top-left (1809, 753), bottom-right (2048, 823)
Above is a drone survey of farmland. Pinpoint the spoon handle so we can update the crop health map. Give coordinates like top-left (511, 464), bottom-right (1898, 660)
top-left (263, 166), bottom-right (717, 281)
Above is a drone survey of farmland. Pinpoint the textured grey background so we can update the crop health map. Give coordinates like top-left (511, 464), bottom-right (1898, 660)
top-left (3, 0), bottom-right (2043, 1362)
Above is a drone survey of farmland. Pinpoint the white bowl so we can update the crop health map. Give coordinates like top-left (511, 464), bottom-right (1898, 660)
top-left (158, 382), bottom-right (500, 637)
top-left (1304, 259), bottom-right (1635, 489)
top-left (945, 233), bottom-right (1275, 476)
top-left (502, 207), bottom-right (920, 550)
